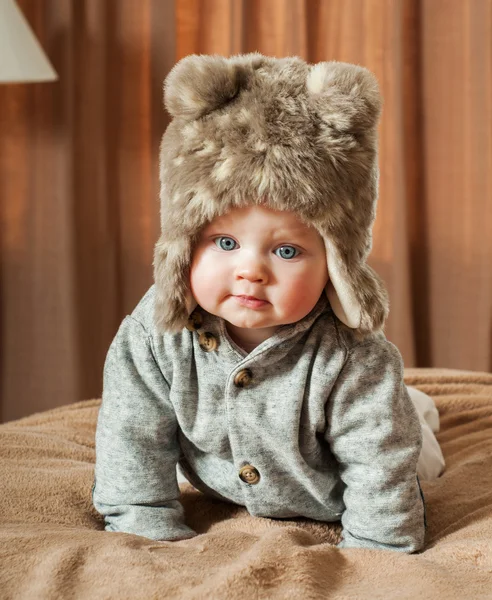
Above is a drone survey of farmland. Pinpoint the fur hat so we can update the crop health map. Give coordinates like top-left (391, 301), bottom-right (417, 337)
top-left (153, 53), bottom-right (389, 335)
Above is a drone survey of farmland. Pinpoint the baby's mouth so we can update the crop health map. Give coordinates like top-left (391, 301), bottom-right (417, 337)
top-left (233, 295), bottom-right (269, 308)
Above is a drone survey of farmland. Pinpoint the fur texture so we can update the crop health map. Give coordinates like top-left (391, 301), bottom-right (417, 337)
top-left (154, 53), bottom-right (389, 334)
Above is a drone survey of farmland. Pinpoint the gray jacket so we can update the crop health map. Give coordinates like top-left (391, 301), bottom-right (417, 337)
top-left (93, 286), bottom-right (426, 552)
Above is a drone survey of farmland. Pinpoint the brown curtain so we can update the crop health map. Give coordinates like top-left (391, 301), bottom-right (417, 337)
top-left (1, 0), bottom-right (491, 422)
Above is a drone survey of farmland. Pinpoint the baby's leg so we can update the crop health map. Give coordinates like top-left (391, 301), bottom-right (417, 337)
top-left (176, 465), bottom-right (188, 484)
top-left (406, 386), bottom-right (446, 481)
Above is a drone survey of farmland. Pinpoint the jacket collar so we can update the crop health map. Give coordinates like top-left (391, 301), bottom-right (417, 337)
top-left (195, 293), bottom-right (333, 363)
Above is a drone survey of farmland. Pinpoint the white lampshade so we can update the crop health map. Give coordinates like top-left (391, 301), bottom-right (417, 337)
top-left (0, 0), bottom-right (58, 83)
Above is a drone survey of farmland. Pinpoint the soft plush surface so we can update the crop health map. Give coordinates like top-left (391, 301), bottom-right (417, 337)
top-left (1, 368), bottom-right (492, 599)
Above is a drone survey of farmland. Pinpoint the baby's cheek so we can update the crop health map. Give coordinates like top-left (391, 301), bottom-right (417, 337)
top-left (281, 271), bottom-right (325, 314)
top-left (190, 270), bottom-right (211, 300)
top-left (189, 260), bottom-right (207, 301)
top-left (190, 254), bottom-right (225, 305)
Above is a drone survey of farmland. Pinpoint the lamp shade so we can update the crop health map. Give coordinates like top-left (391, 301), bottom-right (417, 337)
top-left (0, 0), bottom-right (58, 83)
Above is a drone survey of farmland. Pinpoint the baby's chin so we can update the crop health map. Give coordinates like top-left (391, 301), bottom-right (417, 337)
top-left (197, 297), bottom-right (297, 329)
top-left (221, 310), bottom-right (288, 332)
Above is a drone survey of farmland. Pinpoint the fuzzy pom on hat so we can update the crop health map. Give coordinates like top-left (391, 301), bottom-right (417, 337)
top-left (153, 53), bottom-right (389, 334)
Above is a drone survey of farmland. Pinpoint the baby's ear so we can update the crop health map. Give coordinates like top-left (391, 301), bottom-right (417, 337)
top-left (164, 54), bottom-right (241, 120)
top-left (307, 61), bottom-right (382, 131)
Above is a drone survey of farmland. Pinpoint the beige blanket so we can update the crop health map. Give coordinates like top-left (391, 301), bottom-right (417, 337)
top-left (1, 368), bottom-right (492, 599)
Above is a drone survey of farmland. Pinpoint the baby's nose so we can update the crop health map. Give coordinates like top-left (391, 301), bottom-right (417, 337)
top-left (235, 255), bottom-right (269, 283)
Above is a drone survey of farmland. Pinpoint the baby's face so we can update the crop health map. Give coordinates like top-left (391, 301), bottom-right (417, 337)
top-left (190, 205), bottom-right (329, 335)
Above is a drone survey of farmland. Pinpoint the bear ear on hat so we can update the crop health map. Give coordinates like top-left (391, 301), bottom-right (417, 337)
top-left (306, 61), bottom-right (382, 131)
top-left (164, 54), bottom-right (242, 120)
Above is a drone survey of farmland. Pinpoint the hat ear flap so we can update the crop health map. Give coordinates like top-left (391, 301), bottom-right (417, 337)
top-left (307, 61), bottom-right (382, 131)
top-left (153, 235), bottom-right (196, 332)
top-left (164, 54), bottom-right (242, 120)
top-left (324, 238), bottom-right (362, 329)
top-left (324, 237), bottom-right (389, 334)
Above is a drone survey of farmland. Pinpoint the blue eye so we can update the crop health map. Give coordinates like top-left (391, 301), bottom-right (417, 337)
top-left (214, 236), bottom-right (238, 251)
top-left (275, 245), bottom-right (299, 260)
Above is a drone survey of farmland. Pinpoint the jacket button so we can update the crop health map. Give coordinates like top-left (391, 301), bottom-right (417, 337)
top-left (186, 311), bottom-right (203, 331)
top-left (234, 368), bottom-right (253, 387)
top-left (239, 465), bottom-right (260, 485)
top-left (198, 331), bottom-right (218, 352)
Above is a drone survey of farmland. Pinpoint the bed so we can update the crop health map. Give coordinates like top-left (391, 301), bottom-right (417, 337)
top-left (1, 368), bottom-right (492, 599)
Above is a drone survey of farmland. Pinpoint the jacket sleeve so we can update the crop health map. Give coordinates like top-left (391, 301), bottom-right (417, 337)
top-left (325, 335), bottom-right (425, 553)
top-left (93, 315), bottom-right (197, 541)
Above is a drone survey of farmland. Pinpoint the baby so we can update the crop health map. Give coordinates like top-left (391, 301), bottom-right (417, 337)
top-left (93, 54), bottom-right (444, 552)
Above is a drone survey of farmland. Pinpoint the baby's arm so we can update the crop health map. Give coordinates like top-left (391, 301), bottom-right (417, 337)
top-left (325, 335), bottom-right (425, 553)
top-left (93, 315), bottom-right (196, 541)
